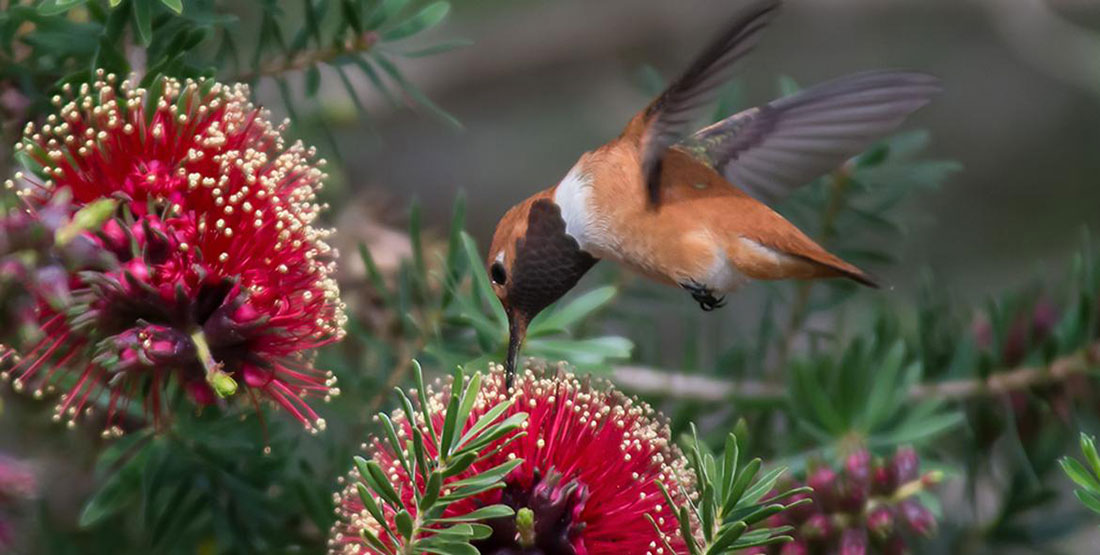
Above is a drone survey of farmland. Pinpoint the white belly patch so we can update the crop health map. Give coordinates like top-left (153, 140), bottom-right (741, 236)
top-left (552, 161), bottom-right (598, 253)
top-left (704, 244), bottom-right (748, 292)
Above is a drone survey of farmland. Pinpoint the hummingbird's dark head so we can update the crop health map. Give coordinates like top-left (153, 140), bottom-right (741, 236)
top-left (488, 195), bottom-right (597, 385)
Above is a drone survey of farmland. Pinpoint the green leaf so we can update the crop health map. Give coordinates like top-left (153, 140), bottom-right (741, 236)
top-left (420, 471), bottom-right (443, 510)
top-left (38, 0), bottom-right (86, 15)
top-left (79, 456), bottom-right (145, 527)
top-left (1061, 457), bottom-right (1100, 493)
top-left (364, 0), bottom-right (410, 29)
top-left (529, 286), bottom-right (618, 336)
top-left (461, 232), bottom-right (506, 325)
top-left (132, 0), bottom-right (152, 46)
top-left (1075, 489), bottom-right (1100, 514)
top-left (361, 458), bottom-right (402, 507)
top-left (375, 53), bottom-right (462, 128)
top-left (1082, 433), bottom-right (1100, 479)
top-left (382, 1), bottom-right (449, 41)
top-left (305, 65), bottom-right (321, 96)
top-left (395, 509), bottom-right (414, 539)
top-left (445, 459), bottom-right (522, 490)
top-left (160, 0), bottom-right (182, 14)
top-left (435, 504), bottom-right (515, 523)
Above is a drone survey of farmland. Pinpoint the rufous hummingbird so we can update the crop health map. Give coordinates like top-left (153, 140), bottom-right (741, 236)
top-left (486, 0), bottom-right (940, 384)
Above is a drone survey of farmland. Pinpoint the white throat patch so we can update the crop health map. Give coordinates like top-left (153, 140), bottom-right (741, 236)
top-left (551, 161), bottom-right (595, 253)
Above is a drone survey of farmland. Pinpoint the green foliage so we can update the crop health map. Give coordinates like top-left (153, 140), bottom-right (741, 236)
top-left (46, 412), bottom-right (337, 553)
top-left (1062, 433), bottom-right (1100, 520)
top-left (348, 361), bottom-right (526, 555)
top-left (788, 338), bottom-right (963, 451)
top-left (655, 428), bottom-right (810, 555)
top-left (0, 0), bottom-right (464, 155)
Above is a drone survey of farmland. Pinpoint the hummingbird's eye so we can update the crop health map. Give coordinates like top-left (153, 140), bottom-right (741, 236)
top-left (490, 262), bottom-right (507, 285)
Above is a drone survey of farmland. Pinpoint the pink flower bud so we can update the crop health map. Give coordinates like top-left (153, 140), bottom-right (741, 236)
top-left (801, 512), bottom-right (833, 540)
top-left (846, 449), bottom-right (872, 486)
top-left (880, 533), bottom-right (910, 555)
top-left (866, 505), bottom-right (895, 539)
top-left (891, 447), bottom-right (920, 484)
top-left (899, 499), bottom-right (936, 536)
top-left (839, 527), bottom-right (868, 555)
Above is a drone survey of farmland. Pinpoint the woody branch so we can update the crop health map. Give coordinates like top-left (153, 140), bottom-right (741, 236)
top-left (612, 341), bottom-right (1100, 403)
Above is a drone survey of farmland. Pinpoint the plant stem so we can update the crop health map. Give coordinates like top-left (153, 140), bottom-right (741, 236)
top-left (232, 32), bottom-right (379, 82)
top-left (613, 342), bottom-right (1100, 403)
top-left (190, 328), bottom-right (237, 398)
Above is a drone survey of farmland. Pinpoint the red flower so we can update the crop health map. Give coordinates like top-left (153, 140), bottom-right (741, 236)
top-left (329, 364), bottom-right (696, 555)
top-left (1, 72), bottom-right (345, 434)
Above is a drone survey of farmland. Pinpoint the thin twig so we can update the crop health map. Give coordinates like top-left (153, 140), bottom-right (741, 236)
top-left (613, 342), bottom-right (1100, 403)
top-left (232, 33), bottom-right (379, 83)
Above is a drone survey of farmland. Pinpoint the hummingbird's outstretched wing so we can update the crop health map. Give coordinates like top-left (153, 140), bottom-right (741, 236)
top-left (636, 0), bottom-right (780, 206)
top-left (683, 71), bottom-right (941, 204)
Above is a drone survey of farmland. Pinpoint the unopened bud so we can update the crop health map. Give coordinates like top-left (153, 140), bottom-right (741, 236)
top-left (899, 499), bottom-right (936, 537)
top-left (839, 527), bottom-right (868, 555)
top-left (207, 369), bottom-right (238, 398)
top-left (516, 507), bottom-right (535, 548)
top-left (867, 505), bottom-right (895, 539)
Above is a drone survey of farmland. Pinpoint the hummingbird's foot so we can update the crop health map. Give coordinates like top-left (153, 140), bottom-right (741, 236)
top-left (681, 280), bottom-right (726, 311)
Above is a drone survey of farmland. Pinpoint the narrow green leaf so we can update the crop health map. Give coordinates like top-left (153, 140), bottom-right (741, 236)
top-left (361, 459), bottom-right (402, 506)
top-left (364, 0), bottom-right (410, 30)
top-left (382, 1), bottom-right (449, 41)
top-left (395, 509), bottom-right (413, 539)
top-left (1081, 434), bottom-right (1100, 479)
top-left (435, 504), bottom-right (514, 523)
top-left (1075, 489), bottom-right (1100, 514)
top-left (455, 398), bottom-right (512, 450)
top-left (132, 0), bottom-right (152, 46)
top-left (38, 0), bottom-right (86, 15)
top-left (305, 65), bottom-right (321, 96)
top-left (160, 0), bottom-right (182, 14)
top-left (412, 360), bottom-right (440, 445)
top-left (375, 53), bottom-right (462, 128)
top-left (721, 458), bottom-right (761, 514)
top-left (355, 483), bottom-right (390, 538)
top-left (1061, 457), bottom-right (1100, 493)
top-left (528, 286), bottom-right (618, 336)
top-left (419, 471), bottom-right (442, 510)
top-left (444, 459), bottom-right (522, 490)
top-left (439, 368), bottom-right (464, 457)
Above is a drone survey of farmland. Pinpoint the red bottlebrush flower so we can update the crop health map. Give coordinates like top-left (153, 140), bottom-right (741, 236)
top-left (1, 72), bottom-right (345, 434)
top-left (329, 364), bottom-right (696, 555)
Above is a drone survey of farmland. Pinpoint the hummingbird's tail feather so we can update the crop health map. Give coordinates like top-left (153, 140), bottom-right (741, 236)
top-left (798, 253), bottom-right (881, 288)
top-left (731, 234), bottom-right (879, 288)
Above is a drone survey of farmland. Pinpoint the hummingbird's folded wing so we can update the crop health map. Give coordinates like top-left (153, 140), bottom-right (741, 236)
top-left (684, 70), bottom-right (941, 204)
top-left (635, 0), bottom-right (780, 206)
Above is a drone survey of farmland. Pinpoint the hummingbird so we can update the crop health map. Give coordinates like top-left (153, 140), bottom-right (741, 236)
top-left (486, 0), bottom-right (940, 384)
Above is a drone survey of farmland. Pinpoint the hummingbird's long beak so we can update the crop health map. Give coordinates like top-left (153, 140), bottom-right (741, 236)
top-left (505, 310), bottom-right (528, 389)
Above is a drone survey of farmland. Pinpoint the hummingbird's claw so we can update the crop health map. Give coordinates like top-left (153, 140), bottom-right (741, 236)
top-left (681, 280), bottom-right (727, 312)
